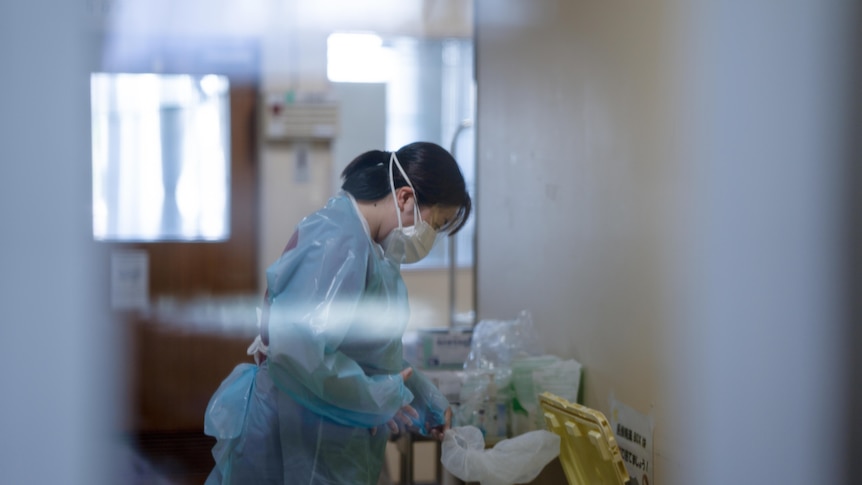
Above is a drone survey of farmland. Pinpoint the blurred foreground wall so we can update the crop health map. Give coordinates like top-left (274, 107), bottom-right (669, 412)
top-left (0, 2), bottom-right (118, 484)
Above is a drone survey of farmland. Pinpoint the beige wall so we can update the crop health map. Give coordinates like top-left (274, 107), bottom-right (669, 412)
top-left (475, 1), bottom-right (853, 484)
top-left (258, 141), bottom-right (334, 290)
top-left (475, 2), bottom-right (679, 479)
top-left (402, 268), bottom-right (474, 329)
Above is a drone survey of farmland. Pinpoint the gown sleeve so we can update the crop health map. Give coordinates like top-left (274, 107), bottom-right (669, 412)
top-left (404, 366), bottom-right (450, 435)
top-left (264, 217), bottom-right (414, 428)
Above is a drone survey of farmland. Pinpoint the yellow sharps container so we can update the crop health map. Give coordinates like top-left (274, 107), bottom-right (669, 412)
top-left (539, 392), bottom-right (631, 485)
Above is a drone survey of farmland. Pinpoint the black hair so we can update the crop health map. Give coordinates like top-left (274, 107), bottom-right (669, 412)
top-left (341, 141), bottom-right (472, 234)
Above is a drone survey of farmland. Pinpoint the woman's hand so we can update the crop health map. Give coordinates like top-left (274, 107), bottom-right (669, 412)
top-left (386, 367), bottom-right (418, 434)
top-left (399, 366), bottom-right (413, 383)
top-left (370, 367), bottom-right (418, 436)
top-left (387, 403), bottom-right (420, 434)
top-left (430, 406), bottom-right (452, 441)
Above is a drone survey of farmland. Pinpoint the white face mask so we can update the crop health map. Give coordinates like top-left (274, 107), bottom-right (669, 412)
top-left (381, 152), bottom-right (438, 264)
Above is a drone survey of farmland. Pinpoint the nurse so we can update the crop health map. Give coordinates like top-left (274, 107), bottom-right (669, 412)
top-left (204, 141), bottom-right (472, 484)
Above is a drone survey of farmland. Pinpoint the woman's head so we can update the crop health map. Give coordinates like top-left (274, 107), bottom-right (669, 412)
top-left (341, 142), bottom-right (471, 234)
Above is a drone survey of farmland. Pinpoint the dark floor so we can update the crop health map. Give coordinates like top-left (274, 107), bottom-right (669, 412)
top-left (125, 430), bottom-right (444, 485)
top-left (127, 430), bottom-right (215, 485)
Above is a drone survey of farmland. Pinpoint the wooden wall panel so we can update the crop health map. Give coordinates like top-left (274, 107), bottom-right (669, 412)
top-left (123, 83), bottom-right (261, 434)
top-left (135, 84), bottom-right (260, 299)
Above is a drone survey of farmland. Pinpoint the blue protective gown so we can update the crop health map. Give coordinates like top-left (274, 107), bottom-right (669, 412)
top-left (203, 193), bottom-right (448, 485)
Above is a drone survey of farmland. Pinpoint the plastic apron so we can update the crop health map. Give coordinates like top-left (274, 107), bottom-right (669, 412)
top-left (203, 193), bottom-right (448, 485)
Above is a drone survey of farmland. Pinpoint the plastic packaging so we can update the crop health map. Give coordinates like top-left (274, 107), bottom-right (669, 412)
top-left (459, 373), bottom-right (510, 444)
top-left (441, 425), bottom-right (561, 485)
top-left (464, 310), bottom-right (544, 371)
top-left (458, 311), bottom-right (543, 437)
top-left (457, 370), bottom-right (511, 437)
top-left (511, 356), bottom-right (583, 434)
top-left (484, 374), bottom-right (510, 444)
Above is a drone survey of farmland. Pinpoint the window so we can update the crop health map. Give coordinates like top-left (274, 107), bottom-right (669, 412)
top-left (91, 73), bottom-right (231, 241)
top-left (327, 34), bottom-right (476, 269)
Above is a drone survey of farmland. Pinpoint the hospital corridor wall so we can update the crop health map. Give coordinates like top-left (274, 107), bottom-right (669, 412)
top-left (474, 1), bottom-right (858, 484)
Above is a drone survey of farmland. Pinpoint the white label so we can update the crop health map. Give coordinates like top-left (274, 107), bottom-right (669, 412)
top-left (609, 395), bottom-right (654, 485)
top-left (429, 333), bottom-right (472, 365)
top-left (110, 250), bottom-right (148, 310)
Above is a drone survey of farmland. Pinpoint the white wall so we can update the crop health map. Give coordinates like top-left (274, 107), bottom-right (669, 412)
top-left (475, 0), bottom-right (854, 483)
top-left (331, 83), bottom-right (388, 197)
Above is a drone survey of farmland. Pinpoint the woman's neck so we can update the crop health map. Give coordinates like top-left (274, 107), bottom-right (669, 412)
top-left (354, 198), bottom-right (388, 243)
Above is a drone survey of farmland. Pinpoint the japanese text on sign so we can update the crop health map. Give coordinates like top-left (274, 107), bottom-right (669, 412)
top-left (616, 423), bottom-right (648, 448)
top-left (609, 395), bottom-right (654, 485)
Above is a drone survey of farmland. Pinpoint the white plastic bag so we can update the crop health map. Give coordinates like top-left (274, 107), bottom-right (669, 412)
top-left (441, 426), bottom-right (560, 485)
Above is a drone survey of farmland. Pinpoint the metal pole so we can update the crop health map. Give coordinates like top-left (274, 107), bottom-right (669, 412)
top-left (448, 119), bottom-right (473, 327)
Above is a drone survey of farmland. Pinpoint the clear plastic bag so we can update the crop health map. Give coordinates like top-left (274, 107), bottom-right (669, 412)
top-left (457, 311), bottom-right (544, 437)
top-left (441, 425), bottom-right (560, 485)
top-left (511, 356), bottom-right (583, 434)
top-left (464, 310), bottom-right (544, 371)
